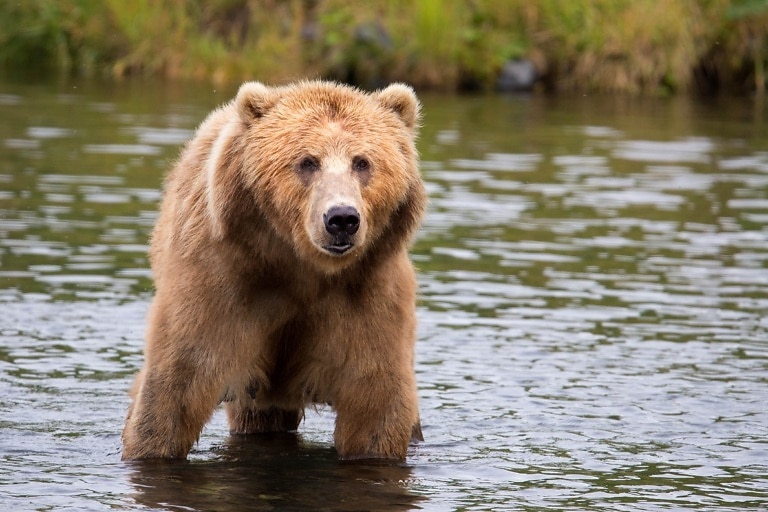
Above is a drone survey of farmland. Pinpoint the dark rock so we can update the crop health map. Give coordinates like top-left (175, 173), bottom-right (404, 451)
top-left (497, 59), bottom-right (537, 92)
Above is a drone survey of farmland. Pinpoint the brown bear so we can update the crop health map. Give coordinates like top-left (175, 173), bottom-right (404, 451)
top-left (121, 80), bottom-right (427, 461)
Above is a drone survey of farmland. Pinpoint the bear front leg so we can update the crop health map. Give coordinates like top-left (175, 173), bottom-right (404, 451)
top-left (122, 357), bottom-right (223, 460)
top-left (333, 371), bottom-right (420, 461)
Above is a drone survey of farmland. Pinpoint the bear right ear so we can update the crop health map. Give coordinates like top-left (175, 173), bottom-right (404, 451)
top-left (236, 81), bottom-right (279, 123)
top-left (374, 83), bottom-right (421, 131)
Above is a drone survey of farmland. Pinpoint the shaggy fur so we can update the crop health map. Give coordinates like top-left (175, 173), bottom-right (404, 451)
top-left (122, 80), bottom-right (427, 461)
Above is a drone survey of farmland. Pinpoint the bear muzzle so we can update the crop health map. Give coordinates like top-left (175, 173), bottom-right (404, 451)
top-left (322, 205), bottom-right (360, 255)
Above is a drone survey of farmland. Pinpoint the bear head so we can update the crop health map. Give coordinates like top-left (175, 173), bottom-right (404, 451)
top-left (205, 80), bottom-right (426, 275)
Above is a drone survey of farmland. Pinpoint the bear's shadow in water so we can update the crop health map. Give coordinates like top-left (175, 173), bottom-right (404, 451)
top-left (127, 433), bottom-right (424, 511)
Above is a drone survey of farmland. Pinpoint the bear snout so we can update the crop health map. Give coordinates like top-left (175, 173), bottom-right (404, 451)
top-left (324, 205), bottom-right (360, 236)
top-left (322, 205), bottom-right (360, 255)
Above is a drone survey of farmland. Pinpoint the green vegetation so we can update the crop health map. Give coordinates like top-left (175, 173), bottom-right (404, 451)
top-left (1, 0), bottom-right (767, 94)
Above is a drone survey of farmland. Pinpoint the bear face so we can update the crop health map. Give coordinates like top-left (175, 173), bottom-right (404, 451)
top-left (206, 81), bottom-right (423, 275)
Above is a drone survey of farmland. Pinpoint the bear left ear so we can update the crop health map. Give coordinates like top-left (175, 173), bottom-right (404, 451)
top-left (236, 81), bottom-right (279, 123)
top-left (375, 83), bottom-right (421, 131)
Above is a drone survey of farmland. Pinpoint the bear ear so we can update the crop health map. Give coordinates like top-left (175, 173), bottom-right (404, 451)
top-left (236, 81), bottom-right (279, 123)
top-left (374, 83), bottom-right (421, 131)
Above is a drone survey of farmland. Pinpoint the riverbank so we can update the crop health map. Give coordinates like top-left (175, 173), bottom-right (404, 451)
top-left (1, 0), bottom-right (766, 94)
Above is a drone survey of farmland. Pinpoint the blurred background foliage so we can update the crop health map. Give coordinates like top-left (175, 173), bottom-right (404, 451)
top-left (0, 0), bottom-right (767, 94)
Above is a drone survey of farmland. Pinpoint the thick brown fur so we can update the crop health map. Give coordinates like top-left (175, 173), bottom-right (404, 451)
top-left (122, 80), bottom-right (427, 461)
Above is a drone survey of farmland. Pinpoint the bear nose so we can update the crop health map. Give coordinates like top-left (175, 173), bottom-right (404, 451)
top-left (323, 205), bottom-right (360, 236)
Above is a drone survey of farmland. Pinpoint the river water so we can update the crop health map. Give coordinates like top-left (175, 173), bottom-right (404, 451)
top-left (1, 79), bottom-right (767, 511)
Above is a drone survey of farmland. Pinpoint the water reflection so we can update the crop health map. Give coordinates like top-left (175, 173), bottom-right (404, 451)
top-left (129, 435), bottom-right (423, 511)
top-left (1, 80), bottom-right (767, 510)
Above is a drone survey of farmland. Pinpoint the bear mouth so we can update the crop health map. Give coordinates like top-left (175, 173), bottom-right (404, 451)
top-left (324, 243), bottom-right (354, 255)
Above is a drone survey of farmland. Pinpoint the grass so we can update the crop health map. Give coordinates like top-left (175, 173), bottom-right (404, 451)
top-left (1, 0), bottom-right (767, 94)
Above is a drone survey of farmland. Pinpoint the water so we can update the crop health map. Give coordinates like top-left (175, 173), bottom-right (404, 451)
top-left (1, 79), bottom-right (767, 511)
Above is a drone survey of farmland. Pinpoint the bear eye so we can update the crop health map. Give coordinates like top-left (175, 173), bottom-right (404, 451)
top-left (298, 156), bottom-right (320, 173)
top-left (352, 156), bottom-right (370, 172)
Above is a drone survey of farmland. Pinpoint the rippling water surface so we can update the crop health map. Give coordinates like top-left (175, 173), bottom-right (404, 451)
top-left (1, 80), bottom-right (767, 511)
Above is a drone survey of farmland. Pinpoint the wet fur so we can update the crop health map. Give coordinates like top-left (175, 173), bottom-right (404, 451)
top-left (122, 81), bottom-right (427, 461)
